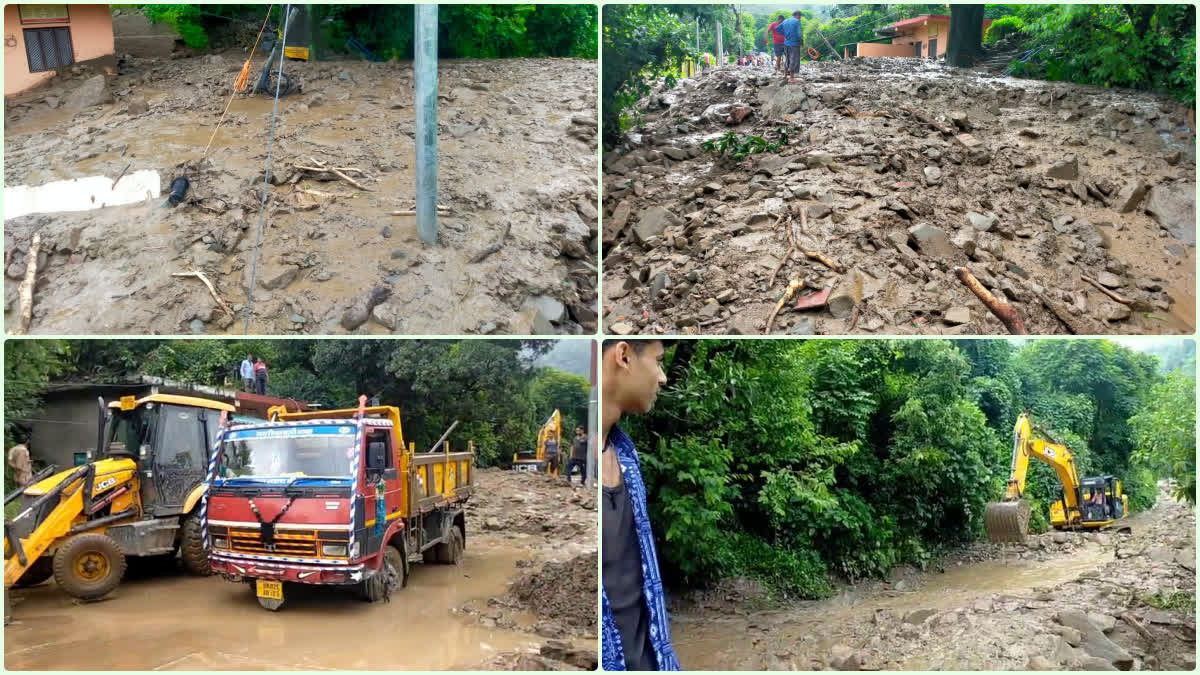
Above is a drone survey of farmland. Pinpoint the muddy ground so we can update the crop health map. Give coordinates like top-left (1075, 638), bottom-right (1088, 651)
top-left (3, 468), bottom-right (598, 670)
top-left (669, 485), bottom-right (1195, 671)
top-left (602, 58), bottom-right (1195, 335)
top-left (3, 52), bottom-right (598, 335)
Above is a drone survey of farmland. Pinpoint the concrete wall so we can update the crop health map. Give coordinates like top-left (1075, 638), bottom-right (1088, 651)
top-left (857, 42), bottom-right (920, 58)
top-left (28, 392), bottom-right (108, 469)
top-left (4, 4), bottom-right (114, 95)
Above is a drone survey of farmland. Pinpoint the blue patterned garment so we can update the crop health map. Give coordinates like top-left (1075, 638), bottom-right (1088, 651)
top-left (601, 426), bottom-right (681, 671)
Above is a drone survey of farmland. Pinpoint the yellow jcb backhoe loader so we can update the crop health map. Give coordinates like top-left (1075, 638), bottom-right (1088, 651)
top-left (984, 412), bottom-right (1130, 543)
top-left (4, 394), bottom-right (233, 601)
top-left (512, 410), bottom-right (562, 475)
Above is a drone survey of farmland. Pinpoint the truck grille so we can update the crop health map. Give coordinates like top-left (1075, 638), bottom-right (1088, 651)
top-left (228, 527), bottom-right (318, 557)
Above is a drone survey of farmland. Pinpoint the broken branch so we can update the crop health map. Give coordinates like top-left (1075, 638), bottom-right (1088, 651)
top-left (769, 247), bottom-right (795, 287)
top-left (171, 269), bottom-right (234, 317)
top-left (391, 207), bottom-right (451, 217)
top-left (802, 250), bottom-right (844, 273)
top-left (953, 266), bottom-right (1027, 335)
top-left (901, 105), bottom-right (953, 135)
top-left (112, 162), bottom-right (132, 190)
top-left (765, 276), bottom-right (805, 335)
top-left (14, 233), bottom-right (41, 335)
top-left (294, 165), bottom-right (372, 191)
top-left (1119, 613), bottom-right (1157, 643)
top-left (1081, 274), bottom-right (1131, 305)
top-left (469, 222), bottom-right (512, 263)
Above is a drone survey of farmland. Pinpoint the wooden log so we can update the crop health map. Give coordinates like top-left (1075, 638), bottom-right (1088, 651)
top-left (14, 233), bottom-right (40, 335)
top-left (953, 266), bottom-right (1027, 335)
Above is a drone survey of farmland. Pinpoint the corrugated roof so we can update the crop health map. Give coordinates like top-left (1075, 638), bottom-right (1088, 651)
top-left (889, 14), bottom-right (950, 30)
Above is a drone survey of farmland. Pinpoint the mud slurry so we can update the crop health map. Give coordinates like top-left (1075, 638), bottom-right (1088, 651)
top-left (602, 58), bottom-right (1195, 335)
top-left (3, 468), bottom-right (598, 671)
top-left (669, 486), bottom-right (1196, 671)
top-left (3, 54), bottom-right (598, 335)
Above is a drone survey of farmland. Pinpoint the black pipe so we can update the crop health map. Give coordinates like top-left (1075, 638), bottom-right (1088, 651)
top-left (167, 176), bottom-right (190, 207)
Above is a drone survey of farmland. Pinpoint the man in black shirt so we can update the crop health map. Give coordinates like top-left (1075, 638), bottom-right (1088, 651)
top-left (565, 425), bottom-right (588, 486)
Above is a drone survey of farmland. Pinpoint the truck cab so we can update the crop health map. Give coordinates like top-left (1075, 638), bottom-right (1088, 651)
top-left (206, 397), bottom-right (475, 610)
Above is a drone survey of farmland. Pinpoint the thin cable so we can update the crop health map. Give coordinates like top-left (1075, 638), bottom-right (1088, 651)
top-left (244, 4), bottom-right (292, 335)
top-left (203, 5), bottom-right (273, 158)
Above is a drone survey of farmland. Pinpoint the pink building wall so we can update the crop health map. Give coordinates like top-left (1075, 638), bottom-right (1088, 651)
top-left (857, 42), bottom-right (921, 58)
top-left (5, 4), bottom-right (115, 95)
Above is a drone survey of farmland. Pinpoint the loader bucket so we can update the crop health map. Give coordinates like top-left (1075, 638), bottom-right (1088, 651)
top-left (984, 500), bottom-right (1031, 543)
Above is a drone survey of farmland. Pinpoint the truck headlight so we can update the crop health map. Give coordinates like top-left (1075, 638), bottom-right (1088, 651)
top-left (321, 544), bottom-right (348, 557)
top-left (350, 541), bottom-right (360, 559)
top-left (212, 537), bottom-right (228, 549)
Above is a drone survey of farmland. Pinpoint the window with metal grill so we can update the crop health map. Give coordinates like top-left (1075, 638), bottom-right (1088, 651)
top-left (24, 27), bottom-right (74, 73)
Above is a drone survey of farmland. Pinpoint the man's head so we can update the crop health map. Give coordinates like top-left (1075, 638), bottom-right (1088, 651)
top-left (793, 10), bottom-right (803, 19)
top-left (575, 425), bottom-right (585, 437)
top-left (246, 354), bottom-right (252, 360)
top-left (601, 340), bottom-right (672, 415)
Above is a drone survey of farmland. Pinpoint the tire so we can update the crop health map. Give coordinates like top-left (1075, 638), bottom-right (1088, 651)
top-left (52, 533), bottom-right (127, 601)
top-left (435, 526), bottom-right (464, 566)
top-left (179, 514), bottom-right (210, 576)
top-left (360, 545), bottom-right (404, 602)
top-left (13, 557), bottom-right (54, 588)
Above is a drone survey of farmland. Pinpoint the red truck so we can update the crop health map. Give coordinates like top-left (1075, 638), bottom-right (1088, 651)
top-left (203, 397), bottom-right (474, 610)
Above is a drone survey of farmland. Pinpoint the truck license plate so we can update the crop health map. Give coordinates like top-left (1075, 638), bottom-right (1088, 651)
top-left (256, 579), bottom-right (283, 600)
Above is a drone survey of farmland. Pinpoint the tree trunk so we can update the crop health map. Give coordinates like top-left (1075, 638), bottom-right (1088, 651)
top-left (945, 5), bottom-right (985, 67)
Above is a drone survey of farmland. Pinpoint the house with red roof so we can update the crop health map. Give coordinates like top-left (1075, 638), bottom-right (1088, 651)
top-left (847, 14), bottom-right (993, 59)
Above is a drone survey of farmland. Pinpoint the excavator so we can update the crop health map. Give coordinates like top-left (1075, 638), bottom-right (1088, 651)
top-left (512, 410), bottom-right (562, 475)
top-left (984, 412), bottom-right (1130, 543)
top-left (4, 394), bottom-right (234, 602)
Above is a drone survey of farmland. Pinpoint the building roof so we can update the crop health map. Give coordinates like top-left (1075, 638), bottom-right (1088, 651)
top-left (889, 14), bottom-right (950, 30)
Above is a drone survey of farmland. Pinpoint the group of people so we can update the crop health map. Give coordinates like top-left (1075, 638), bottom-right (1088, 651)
top-left (765, 10), bottom-right (806, 83)
top-left (238, 355), bottom-right (269, 395)
top-left (735, 53), bottom-right (770, 67)
top-left (545, 425), bottom-right (591, 486)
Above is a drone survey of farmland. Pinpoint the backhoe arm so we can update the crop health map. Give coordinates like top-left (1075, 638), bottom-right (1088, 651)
top-left (987, 412), bottom-right (1083, 542)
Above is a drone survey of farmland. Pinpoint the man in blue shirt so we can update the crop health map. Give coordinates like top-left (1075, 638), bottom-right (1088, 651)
top-left (773, 10), bottom-right (805, 84)
top-left (239, 354), bottom-right (254, 392)
top-left (600, 339), bottom-right (680, 671)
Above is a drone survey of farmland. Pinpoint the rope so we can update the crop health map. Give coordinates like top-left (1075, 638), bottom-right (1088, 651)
top-left (244, 4), bottom-right (291, 335)
top-left (203, 5), bottom-right (273, 159)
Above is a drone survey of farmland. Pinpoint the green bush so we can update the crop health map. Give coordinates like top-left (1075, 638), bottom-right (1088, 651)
top-left (985, 16), bottom-right (1025, 43)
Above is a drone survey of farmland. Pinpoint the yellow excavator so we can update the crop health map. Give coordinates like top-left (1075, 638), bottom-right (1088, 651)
top-left (985, 412), bottom-right (1129, 542)
top-left (5, 394), bottom-right (233, 601)
top-left (512, 410), bottom-right (562, 475)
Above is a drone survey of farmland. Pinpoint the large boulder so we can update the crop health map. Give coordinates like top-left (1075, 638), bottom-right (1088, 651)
top-left (64, 75), bottom-right (114, 110)
top-left (1145, 183), bottom-right (1196, 245)
top-left (632, 206), bottom-right (679, 245)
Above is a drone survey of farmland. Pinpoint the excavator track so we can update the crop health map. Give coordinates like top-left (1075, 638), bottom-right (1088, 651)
top-left (984, 500), bottom-right (1031, 543)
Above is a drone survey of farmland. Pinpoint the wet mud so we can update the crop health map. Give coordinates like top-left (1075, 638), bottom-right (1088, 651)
top-left (668, 486), bottom-right (1195, 671)
top-left (4, 53), bottom-right (598, 335)
top-left (4, 468), bottom-right (598, 670)
top-left (602, 58), bottom-right (1195, 336)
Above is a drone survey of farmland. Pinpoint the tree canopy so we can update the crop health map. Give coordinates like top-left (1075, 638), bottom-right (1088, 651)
top-left (622, 339), bottom-right (1193, 598)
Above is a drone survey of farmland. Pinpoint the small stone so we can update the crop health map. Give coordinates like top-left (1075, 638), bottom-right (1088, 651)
top-left (609, 322), bottom-right (634, 335)
top-left (923, 166), bottom-right (942, 185)
top-left (715, 289), bottom-right (736, 304)
top-left (1047, 155), bottom-right (1079, 180)
top-left (1165, 150), bottom-right (1181, 166)
top-left (391, 249), bottom-right (406, 260)
top-left (904, 608), bottom-right (938, 624)
top-left (380, 226), bottom-right (392, 239)
top-left (1006, 263), bottom-right (1030, 279)
top-left (697, 302), bottom-right (721, 320)
top-left (189, 319), bottom-right (206, 334)
top-left (1113, 180), bottom-right (1149, 213)
top-left (789, 317), bottom-right (816, 335)
top-left (944, 307), bottom-right (970, 325)
top-left (1026, 656), bottom-right (1055, 671)
top-left (1097, 271), bottom-right (1123, 288)
top-left (967, 212), bottom-right (997, 232)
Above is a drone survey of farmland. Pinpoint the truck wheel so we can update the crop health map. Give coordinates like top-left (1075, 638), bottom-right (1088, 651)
top-left (439, 527), bottom-right (464, 566)
top-left (360, 545), bottom-right (404, 602)
top-left (179, 514), bottom-right (210, 576)
top-left (13, 557), bottom-right (54, 588)
top-left (52, 533), bottom-right (127, 601)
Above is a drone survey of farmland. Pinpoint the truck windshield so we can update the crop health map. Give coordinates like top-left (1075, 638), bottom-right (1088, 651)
top-left (221, 426), bottom-right (355, 479)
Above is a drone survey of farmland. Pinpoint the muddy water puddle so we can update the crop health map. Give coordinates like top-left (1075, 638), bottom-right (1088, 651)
top-left (671, 543), bottom-right (1113, 670)
top-left (5, 539), bottom-right (546, 670)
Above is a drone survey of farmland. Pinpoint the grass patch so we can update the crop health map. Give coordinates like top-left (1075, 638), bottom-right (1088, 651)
top-left (1141, 590), bottom-right (1195, 614)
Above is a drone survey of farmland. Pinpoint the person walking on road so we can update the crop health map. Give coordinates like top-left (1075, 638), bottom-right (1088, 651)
top-left (254, 357), bottom-right (268, 395)
top-left (545, 435), bottom-right (561, 476)
top-left (765, 13), bottom-right (787, 74)
top-left (773, 10), bottom-right (805, 84)
top-left (240, 354), bottom-right (255, 392)
top-left (566, 425), bottom-right (588, 486)
top-left (601, 339), bottom-right (680, 671)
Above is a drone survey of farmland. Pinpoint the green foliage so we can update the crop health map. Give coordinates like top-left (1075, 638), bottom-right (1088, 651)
top-left (700, 129), bottom-right (790, 161)
top-left (4, 340), bottom-right (72, 451)
top-left (984, 15), bottom-right (1024, 43)
top-left (529, 368), bottom-right (590, 441)
top-left (1130, 371), bottom-right (1197, 505)
top-left (627, 339), bottom-right (1182, 598)
top-left (141, 4), bottom-right (208, 49)
top-left (1141, 590), bottom-right (1195, 614)
top-left (1009, 4), bottom-right (1195, 104)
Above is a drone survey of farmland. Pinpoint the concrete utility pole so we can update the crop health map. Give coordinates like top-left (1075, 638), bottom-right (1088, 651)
top-left (414, 4), bottom-right (438, 245)
top-left (586, 341), bottom-right (598, 488)
top-left (716, 20), bottom-right (723, 66)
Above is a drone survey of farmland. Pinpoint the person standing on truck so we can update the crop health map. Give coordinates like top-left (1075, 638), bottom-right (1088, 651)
top-left (766, 13), bottom-right (787, 74)
top-left (773, 10), bottom-right (805, 84)
top-left (254, 357), bottom-right (268, 395)
top-left (566, 425), bottom-right (588, 486)
top-left (240, 354), bottom-right (255, 392)
top-left (601, 339), bottom-right (679, 671)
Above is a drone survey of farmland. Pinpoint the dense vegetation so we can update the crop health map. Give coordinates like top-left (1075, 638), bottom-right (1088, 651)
top-left (602, 3), bottom-right (1194, 148)
top-left (136, 4), bottom-right (597, 59)
top-left (3, 340), bottom-right (590, 488)
top-left (623, 339), bottom-right (1194, 598)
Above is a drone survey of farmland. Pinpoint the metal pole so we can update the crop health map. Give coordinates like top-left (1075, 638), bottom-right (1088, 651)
top-left (695, 17), bottom-right (699, 52)
top-left (414, 4), bottom-right (438, 246)
top-left (716, 20), bottom-right (723, 66)
top-left (586, 340), bottom-right (598, 488)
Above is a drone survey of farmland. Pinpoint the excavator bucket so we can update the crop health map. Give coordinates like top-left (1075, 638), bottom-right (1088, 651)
top-left (984, 500), bottom-right (1031, 543)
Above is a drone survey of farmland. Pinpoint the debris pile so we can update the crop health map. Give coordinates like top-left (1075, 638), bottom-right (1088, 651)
top-left (603, 58), bottom-right (1194, 335)
top-left (4, 53), bottom-right (598, 334)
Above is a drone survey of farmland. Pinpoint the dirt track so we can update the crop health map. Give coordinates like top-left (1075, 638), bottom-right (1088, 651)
top-left (3, 53), bottom-right (598, 335)
top-left (669, 486), bottom-right (1195, 671)
top-left (602, 58), bottom-right (1195, 336)
top-left (3, 468), bottom-right (598, 671)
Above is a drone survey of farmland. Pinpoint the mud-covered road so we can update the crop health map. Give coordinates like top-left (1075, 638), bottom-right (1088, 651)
top-left (4, 468), bottom-right (598, 671)
top-left (3, 53), bottom-right (598, 335)
top-left (602, 58), bottom-right (1195, 336)
top-left (668, 486), bottom-right (1195, 671)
